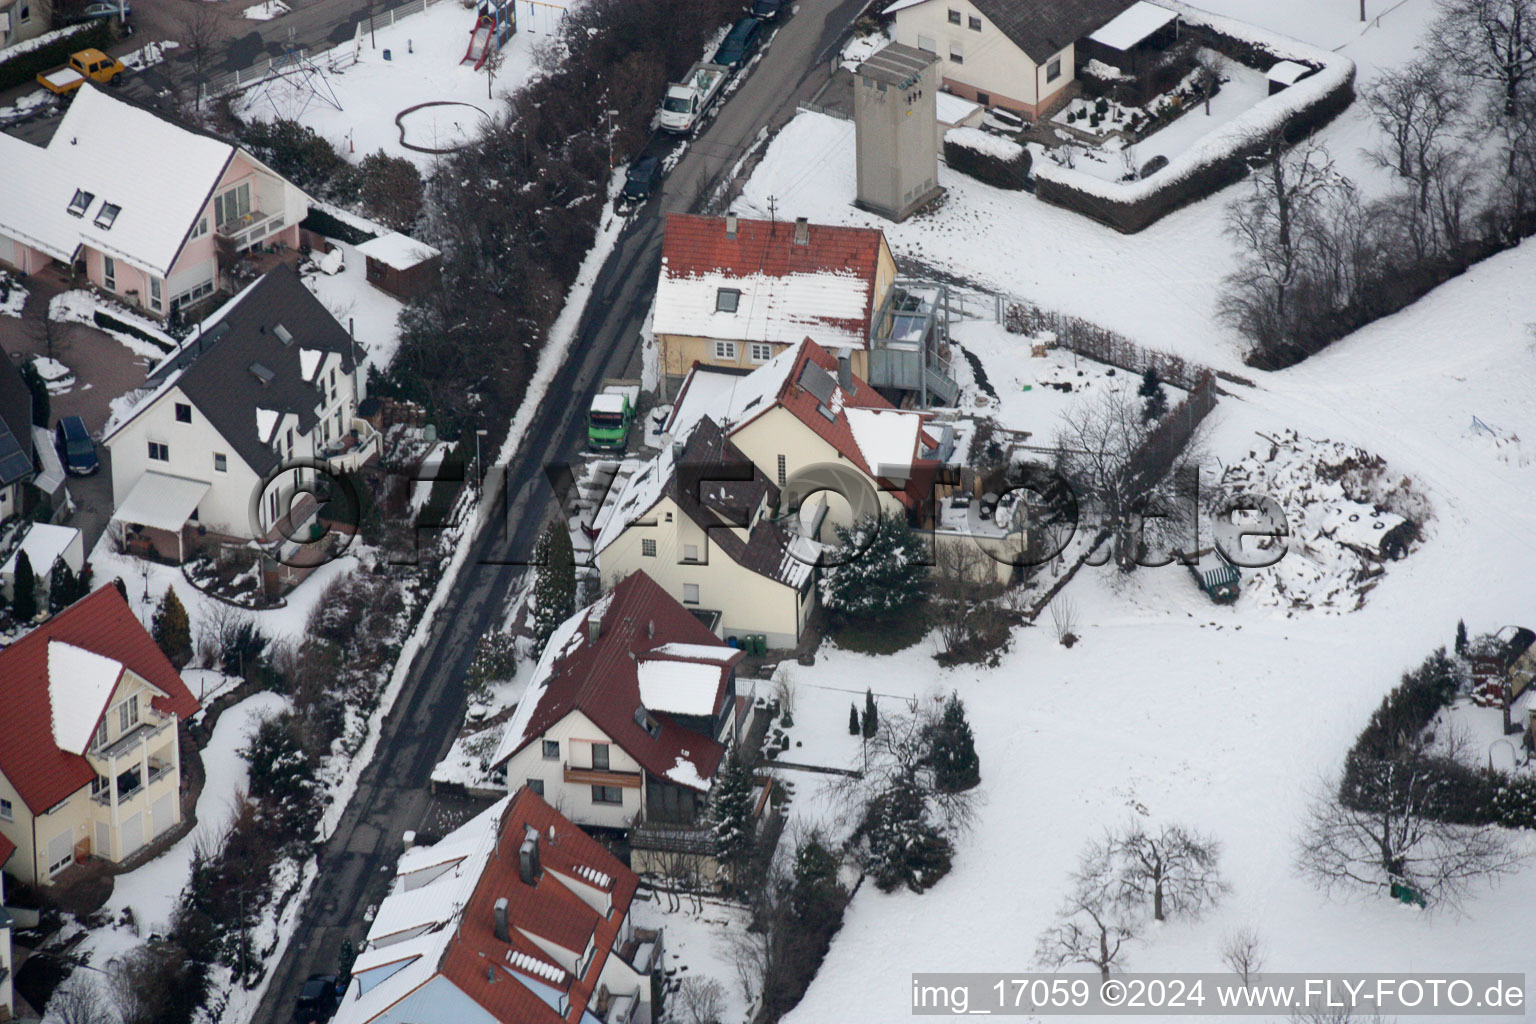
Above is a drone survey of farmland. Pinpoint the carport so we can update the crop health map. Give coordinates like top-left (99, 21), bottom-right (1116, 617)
top-left (111, 472), bottom-right (210, 563)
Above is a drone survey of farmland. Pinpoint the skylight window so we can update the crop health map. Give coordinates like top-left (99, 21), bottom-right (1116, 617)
top-left (716, 288), bottom-right (741, 313)
top-left (67, 189), bottom-right (94, 217)
top-left (94, 202), bottom-right (121, 230)
top-left (273, 324), bottom-right (293, 345)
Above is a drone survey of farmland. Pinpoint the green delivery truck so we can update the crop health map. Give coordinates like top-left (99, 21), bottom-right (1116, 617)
top-left (587, 380), bottom-right (641, 451)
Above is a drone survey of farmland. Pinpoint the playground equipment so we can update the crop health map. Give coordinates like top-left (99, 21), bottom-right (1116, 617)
top-left (461, 0), bottom-right (513, 69)
top-left (248, 46), bottom-right (343, 120)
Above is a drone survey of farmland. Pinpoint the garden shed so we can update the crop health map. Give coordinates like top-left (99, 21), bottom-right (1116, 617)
top-left (355, 231), bottom-right (443, 299)
top-left (1266, 60), bottom-right (1316, 95)
top-left (1079, 1), bottom-right (1179, 74)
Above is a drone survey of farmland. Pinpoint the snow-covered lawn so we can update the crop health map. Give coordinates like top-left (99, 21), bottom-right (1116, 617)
top-left (301, 228), bottom-right (406, 371)
top-left (232, 0), bottom-right (569, 170)
top-left (242, 0), bottom-right (289, 20)
top-left (33, 355), bottom-right (76, 394)
top-left (632, 896), bottom-right (755, 1024)
top-left (0, 273), bottom-right (26, 317)
top-left (50, 289), bottom-right (177, 362)
top-left (768, 233), bottom-right (1536, 1024)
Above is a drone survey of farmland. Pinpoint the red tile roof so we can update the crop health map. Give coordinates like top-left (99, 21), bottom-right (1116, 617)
top-left (494, 572), bottom-right (743, 788)
top-left (660, 214), bottom-right (887, 347)
top-left (0, 585), bottom-right (200, 814)
top-left (726, 338), bottom-right (941, 509)
top-left (0, 831), bottom-right (15, 872)
top-left (438, 787), bottom-right (640, 1024)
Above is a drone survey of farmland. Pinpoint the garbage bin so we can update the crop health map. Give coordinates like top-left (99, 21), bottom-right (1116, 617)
top-left (383, 48), bottom-right (392, 60)
top-left (727, 635), bottom-right (741, 649)
top-left (751, 634), bottom-right (767, 656)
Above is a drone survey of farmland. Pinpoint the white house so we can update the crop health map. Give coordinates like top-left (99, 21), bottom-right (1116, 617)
top-left (1, 521), bottom-right (84, 603)
top-left (0, 585), bottom-right (201, 887)
top-left (332, 787), bottom-right (661, 1024)
top-left (490, 572), bottom-right (749, 848)
top-left (0, 86), bottom-right (310, 317)
top-left (103, 266), bottom-right (375, 565)
top-left (885, 0), bottom-right (1137, 118)
top-left (592, 418), bottom-right (820, 648)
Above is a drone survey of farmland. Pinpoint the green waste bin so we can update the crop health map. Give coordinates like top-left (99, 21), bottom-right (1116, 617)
top-left (753, 634), bottom-right (768, 656)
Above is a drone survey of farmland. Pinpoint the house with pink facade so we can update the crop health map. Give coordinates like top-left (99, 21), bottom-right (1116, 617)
top-left (0, 85), bottom-right (310, 318)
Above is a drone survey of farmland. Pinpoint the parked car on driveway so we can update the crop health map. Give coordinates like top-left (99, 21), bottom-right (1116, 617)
top-left (55, 416), bottom-right (98, 475)
top-left (621, 155), bottom-right (661, 203)
top-left (748, 0), bottom-right (784, 20)
top-left (712, 16), bottom-right (763, 68)
top-left (293, 974), bottom-right (340, 1023)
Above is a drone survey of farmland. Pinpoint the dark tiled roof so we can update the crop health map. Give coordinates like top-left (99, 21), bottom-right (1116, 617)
top-left (0, 585), bottom-right (201, 814)
top-left (138, 266), bottom-right (358, 476)
top-left (970, 0), bottom-right (1137, 63)
top-left (0, 352), bottom-right (35, 486)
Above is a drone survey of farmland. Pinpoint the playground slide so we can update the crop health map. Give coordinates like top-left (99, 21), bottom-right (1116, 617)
top-left (461, 17), bottom-right (493, 69)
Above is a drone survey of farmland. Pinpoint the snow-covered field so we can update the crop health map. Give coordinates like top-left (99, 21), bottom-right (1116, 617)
top-left (233, 0), bottom-right (569, 169)
top-left (762, 237), bottom-right (1536, 1024)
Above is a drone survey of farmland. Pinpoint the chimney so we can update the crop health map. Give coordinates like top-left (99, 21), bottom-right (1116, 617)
top-left (493, 897), bottom-right (510, 942)
top-left (588, 616), bottom-right (601, 643)
top-left (725, 212), bottom-right (738, 238)
top-left (793, 217), bottom-right (809, 246)
top-left (671, 439), bottom-right (685, 463)
top-left (837, 348), bottom-right (852, 391)
top-left (518, 834), bottom-right (541, 886)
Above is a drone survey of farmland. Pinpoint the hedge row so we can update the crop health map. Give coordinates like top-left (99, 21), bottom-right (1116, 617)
top-left (943, 135), bottom-right (1032, 191)
top-left (0, 20), bottom-right (114, 93)
top-left (1033, 23), bottom-right (1356, 234)
top-left (94, 309), bottom-right (176, 353)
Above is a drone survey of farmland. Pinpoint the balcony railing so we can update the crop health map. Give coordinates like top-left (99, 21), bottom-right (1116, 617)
top-left (628, 821), bottom-right (716, 855)
top-left (217, 208), bottom-right (287, 250)
top-left (562, 762), bottom-right (643, 788)
top-left (90, 708), bottom-right (174, 761)
top-left (91, 757), bottom-right (174, 805)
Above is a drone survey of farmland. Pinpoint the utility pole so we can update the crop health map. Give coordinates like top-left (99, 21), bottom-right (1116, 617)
top-left (767, 194), bottom-right (778, 234)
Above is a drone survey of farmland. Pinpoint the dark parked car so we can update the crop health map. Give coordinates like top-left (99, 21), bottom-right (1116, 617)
top-left (76, 1), bottom-right (132, 19)
top-left (748, 0), bottom-right (784, 20)
top-left (712, 16), bottom-right (763, 68)
top-left (293, 974), bottom-right (340, 1024)
top-left (621, 155), bottom-right (661, 203)
top-left (55, 416), bottom-right (98, 476)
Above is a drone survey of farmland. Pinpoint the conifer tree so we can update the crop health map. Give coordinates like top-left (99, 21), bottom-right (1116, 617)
top-left (818, 512), bottom-right (928, 622)
top-left (11, 550), bottom-right (37, 621)
top-left (707, 750), bottom-right (756, 884)
top-left (929, 692), bottom-right (981, 793)
top-left (849, 702), bottom-right (861, 736)
top-left (862, 688), bottom-right (879, 739)
top-left (859, 771), bottom-right (953, 893)
top-left (152, 586), bottom-right (193, 668)
top-left (530, 521), bottom-right (576, 658)
top-left (1455, 619), bottom-right (1468, 655)
top-left (1139, 369), bottom-right (1168, 422)
top-left (49, 558), bottom-right (82, 613)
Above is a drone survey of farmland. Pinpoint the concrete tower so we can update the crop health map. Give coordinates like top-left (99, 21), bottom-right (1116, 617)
top-left (854, 42), bottom-right (943, 222)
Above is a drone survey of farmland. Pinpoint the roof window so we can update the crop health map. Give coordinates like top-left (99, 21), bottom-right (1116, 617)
top-left (94, 202), bottom-right (121, 230)
top-left (67, 189), bottom-right (94, 217)
top-left (716, 288), bottom-right (741, 314)
top-left (274, 324), bottom-right (293, 345)
top-left (249, 362), bottom-right (275, 385)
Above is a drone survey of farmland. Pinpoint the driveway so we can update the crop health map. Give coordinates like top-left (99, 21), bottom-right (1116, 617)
top-left (1, 276), bottom-right (149, 552)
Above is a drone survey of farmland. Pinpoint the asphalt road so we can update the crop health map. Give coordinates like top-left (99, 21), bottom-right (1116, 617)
top-left (246, 2), bottom-right (862, 1021)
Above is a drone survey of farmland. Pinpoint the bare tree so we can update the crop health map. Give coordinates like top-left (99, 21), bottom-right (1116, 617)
top-left (1036, 839), bottom-right (1139, 978)
top-left (1194, 50), bottom-right (1229, 115)
top-left (931, 540), bottom-right (1007, 661)
top-left (1220, 926), bottom-right (1265, 987)
top-left (23, 304), bottom-right (71, 361)
top-left (1112, 820), bottom-right (1229, 921)
top-left (1296, 755), bottom-right (1527, 911)
top-left (481, 43), bottom-right (507, 100)
top-left (175, 0), bottom-right (227, 107)
top-left (1048, 595), bottom-right (1078, 646)
top-left (672, 976), bottom-right (728, 1024)
top-left (48, 978), bottom-right (114, 1024)
top-left (1432, 0), bottom-right (1536, 115)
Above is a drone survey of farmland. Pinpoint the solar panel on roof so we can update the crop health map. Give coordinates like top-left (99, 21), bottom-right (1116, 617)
top-left (798, 362), bottom-right (836, 404)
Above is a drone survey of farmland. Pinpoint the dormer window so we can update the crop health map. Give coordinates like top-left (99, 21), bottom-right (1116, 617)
top-left (634, 706), bottom-right (661, 739)
top-left (67, 189), bottom-right (94, 217)
top-left (95, 202), bottom-right (121, 230)
top-left (715, 288), bottom-right (741, 313)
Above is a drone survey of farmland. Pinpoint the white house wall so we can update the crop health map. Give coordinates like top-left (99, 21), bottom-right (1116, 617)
top-left (891, 0), bottom-right (1075, 111)
top-left (503, 710), bottom-right (644, 830)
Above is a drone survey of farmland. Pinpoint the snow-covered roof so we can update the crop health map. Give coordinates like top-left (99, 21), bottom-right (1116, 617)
top-left (636, 658), bottom-right (727, 717)
top-left (663, 345), bottom-right (801, 440)
top-left (1267, 59), bottom-right (1313, 85)
top-left (591, 392), bottom-right (627, 414)
top-left (0, 87), bottom-right (238, 277)
top-left (846, 407), bottom-right (924, 479)
top-left (1, 523), bottom-right (81, 579)
top-left (946, 125), bottom-right (1025, 161)
top-left (936, 91), bottom-right (982, 125)
top-left (664, 753), bottom-right (712, 790)
top-left (299, 349), bottom-right (322, 381)
top-left (354, 231), bottom-right (441, 271)
top-left (48, 640), bottom-right (124, 755)
top-left (649, 642), bottom-right (739, 662)
top-left (111, 472), bottom-right (210, 534)
top-left (1087, 0), bottom-right (1176, 50)
top-left (655, 267), bottom-right (873, 348)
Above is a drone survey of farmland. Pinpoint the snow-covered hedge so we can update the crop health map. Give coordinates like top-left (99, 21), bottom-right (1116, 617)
top-left (1033, 1), bottom-right (1355, 233)
top-left (944, 126), bottom-right (1031, 191)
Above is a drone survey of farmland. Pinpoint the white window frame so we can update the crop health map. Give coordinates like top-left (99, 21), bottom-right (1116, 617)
top-left (683, 583), bottom-right (700, 605)
top-left (641, 538), bottom-right (657, 557)
top-left (683, 543), bottom-right (700, 562)
top-left (542, 739), bottom-right (560, 760)
top-left (749, 342), bottom-right (773, 363)
top-left (916, 33), bottom-right (936, 53)
top-left (148, 440), bottom-right (169, 462)
top-left (103, 255), bottom-right (116, 291)
top-left (150, 277), bottom-right (162, 311)
top-left (712, 340), bottom-right (737, 361)
top-left (1047, 57), bottom-right (1062, 82)
top-left (190, 216), bottom-right (209, 240)
top-left (118, 693), bottom-right (139, 732)
top-left (949, 42), bottom-right (964, 64)
top-left (214, 452), bottom-right (228, 472)
top-left (946, 7), bottom-right (960, 23)
top-left (214, 182), bottom-right (252, 231)
top-left (0, 797), bottom-right (12, 821)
